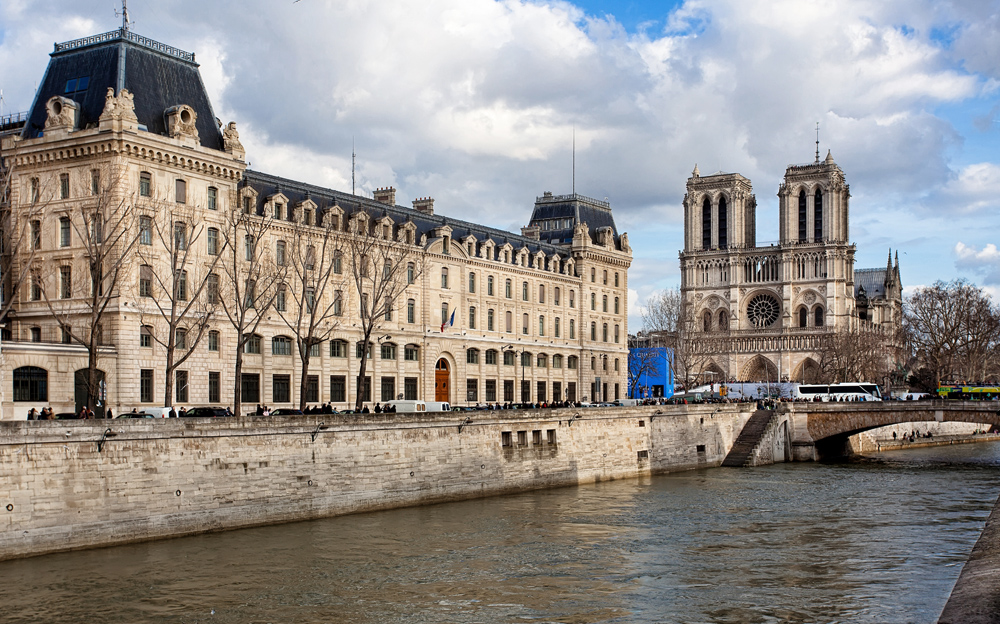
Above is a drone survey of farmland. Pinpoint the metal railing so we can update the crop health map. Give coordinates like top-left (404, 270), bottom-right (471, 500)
top-left (54, 29), bottom-right (195, 63)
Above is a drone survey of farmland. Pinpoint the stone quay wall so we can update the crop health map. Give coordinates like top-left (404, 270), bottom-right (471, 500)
top-left (0, 404), bottom-right (753, 561)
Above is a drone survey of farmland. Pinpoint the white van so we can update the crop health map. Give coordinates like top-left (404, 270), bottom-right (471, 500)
top-left (386, 400), bottom-right (427, 413)
top-left (386, 401), bottom-right (451, 413)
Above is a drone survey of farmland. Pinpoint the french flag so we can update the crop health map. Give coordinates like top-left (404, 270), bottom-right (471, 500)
top-left (441, 310), bottom-right (455, 332)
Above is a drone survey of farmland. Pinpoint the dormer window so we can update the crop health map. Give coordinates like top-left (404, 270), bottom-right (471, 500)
top-left (442, 235), bottom-right (450, 254)
top-left (274, 203), bottom-right (282, 220)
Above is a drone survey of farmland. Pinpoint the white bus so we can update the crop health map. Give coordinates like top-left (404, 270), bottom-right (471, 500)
top-left (793, 383), bottom-right (882, 402)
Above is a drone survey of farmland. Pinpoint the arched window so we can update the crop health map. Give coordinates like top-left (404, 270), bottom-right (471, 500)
top-left (798, 190), bottom-right (807, 242)
top-left (272, 335), bottom-right (292, 355)
top-left (703, 310), bottom-right (712, 332)
top-left (718, 310), bottom-right (728, 330)
top-left (13, 366), bottom-right (47, 401)
top-left (702, 197), bottom-right (712, 249)
top-left (815, 306), bottom-right (824, 327)
top-left (602, 295), bottom-right (608, 312)
top-left (539, 315), bottom-right (545, 336)
top-left (614, 297), bottom-right (619, 314)
top-left (814, 188), bottom-right (823, 241)
top-left (718, 195), bottom-right (728, 248)
top-left (466, 348), bottom-right (480, 364)
top-left (799, 307), bottom-right (808, 328)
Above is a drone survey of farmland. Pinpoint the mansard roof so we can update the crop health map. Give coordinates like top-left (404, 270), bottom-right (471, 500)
top-left (22, 29), bottom-right (223, 150)
top-left (244, 171), bottom-right (565, 256)
top-left (527, 192), bottom-right (619, 245)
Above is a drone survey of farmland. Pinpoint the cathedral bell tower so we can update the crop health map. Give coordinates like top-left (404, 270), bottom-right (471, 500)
top-left (682, 165), bottom-right (756, 252)
top-left (778, 150), bottom-right (849, 245)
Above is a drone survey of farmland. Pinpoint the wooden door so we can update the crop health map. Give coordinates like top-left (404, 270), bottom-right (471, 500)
top-left (435, 359), bottom-right (450, 402)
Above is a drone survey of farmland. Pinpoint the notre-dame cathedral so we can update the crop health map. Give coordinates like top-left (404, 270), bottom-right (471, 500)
top-left (678, 150), bottom-right (902, 383)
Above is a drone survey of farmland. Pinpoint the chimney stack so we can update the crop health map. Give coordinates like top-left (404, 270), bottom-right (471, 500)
top-left (373, 187), bottom-right (396, 205)
top-left (413, 197), bottom-right (435, 215)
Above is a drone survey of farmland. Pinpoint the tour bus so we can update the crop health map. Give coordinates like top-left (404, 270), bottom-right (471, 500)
top-left (793, 383), bottom-right (883, 401)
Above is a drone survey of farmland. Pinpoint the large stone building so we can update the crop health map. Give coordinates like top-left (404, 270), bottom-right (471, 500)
top-left (0, 27), bottom-right (630, 418)
top-left (678, 152), bottom-right (902, 384)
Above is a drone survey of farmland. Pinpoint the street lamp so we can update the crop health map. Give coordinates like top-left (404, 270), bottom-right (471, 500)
top-left (504, 345), bottom-right (523, 404)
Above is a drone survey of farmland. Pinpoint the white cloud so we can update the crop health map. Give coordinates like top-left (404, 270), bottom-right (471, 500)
top-left (955, 242), bottom-right (1000, 285)
top-left (1, 0), bottom-right (998, 298)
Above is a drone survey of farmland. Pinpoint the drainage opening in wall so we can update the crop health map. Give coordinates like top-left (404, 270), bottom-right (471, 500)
top-left (5, 504), bottom-right (12, 512)
top-left (410, 471), bottom-right (414, 477)
top-left (175, 490), bottom-right (182, 496)
top-left (696, 445), bottom-right (706, 454)
top-left (637, 450), bottom-right (649, 460)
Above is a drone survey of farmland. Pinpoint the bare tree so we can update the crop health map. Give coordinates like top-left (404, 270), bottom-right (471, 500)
top-left (217, 193), bottom-right (283, 416)
top-left (817, 324), bottom-right (892, 383)
top-left (274, 216), bottom-right (345, 409)
top-left (38, 160), bottom-right (139, 413)
top-left (640, 287), bottom-right (704, 391)
top-left (0, 136), bottom-right (49, 323)
top-left (905, 279), bottom-right (1000, 388)
top-left (346, 211), bottom-right (421, 410)
top-left (135, 204), bottom-right (225, 406)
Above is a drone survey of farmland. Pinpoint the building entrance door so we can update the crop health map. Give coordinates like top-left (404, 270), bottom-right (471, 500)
top-left (435, 359), bottom-right (450, 402)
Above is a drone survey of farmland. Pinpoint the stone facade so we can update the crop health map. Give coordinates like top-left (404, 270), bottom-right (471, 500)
top-left (0, 29), bottom-right (630, 418)
top-left (0, 405), bottom-right (752, 560)
top-left (678, 154), bottom-right (903, 383)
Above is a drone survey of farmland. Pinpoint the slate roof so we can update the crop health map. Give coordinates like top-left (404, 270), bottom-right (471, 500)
top-left (527, 193), bottom-right (619, 245)
top-left (244, 171), bottom-right (567, 256)
top-left (854, 268), bottom-right (887, 299)
top-left (22, 29), bottom-right (223, 151)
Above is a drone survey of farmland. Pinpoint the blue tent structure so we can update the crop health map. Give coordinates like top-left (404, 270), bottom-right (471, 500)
top-left (628, 347), bottom-right (674, 400)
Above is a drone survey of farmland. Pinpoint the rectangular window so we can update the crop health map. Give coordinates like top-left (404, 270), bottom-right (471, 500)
top-left (362, 376), bottom-right (372, 402)
top-left (209, 372), bottom-right (221, 403)
top-left (307, 375), bottom-right (319, 403)
top-left (175, 179), bottom-right (186, 204)
top-left (139, 265), bottom-right (152, 297)
top-left (207, 273), bottom-right (219, 304)
top-left (177, 270), bottom-right (187, 301)
top-left (381, 344), bottom-right (397, 360)
top-left (60, 266), bottom-right (72, 299)
top-left (532, 430), bottom-right (542, 445)
top-left (60, 173), bottom-right (69, 199)
top-left (502, 431), bottom-right (512, 447)
top-left (487, 309), bottom-right (494, 331)
top-left (91, 170), bottom-right (100, 196)
top-left (208, 186), bottom-right (218, 210)
top-left (570, 319), bottom-right (575, 339)
top-left (469, 306), bottom-right (476, 329)
top-left (31, 220), bottom-right (40, 250)
top-left (140, 325), bottom-right (152, 348)
top-left (176, 370), bottom-right (189, 403)
top-left (522, 281), bottom-right (529, 301)
top-left (467, 379), bottom-right (478, 402)
top-left (330, 341), bottom-right (346, 358)
top-left (241, 373), bottom-right (260, 403)
top-left (505, 279), bottom-right (511, 299)
top-left (504, 380), bottom-right (514, 403)
top-left (517, 430), bottom-right (528, 446)
top-left (555, 317), bottom-right (560, 338)
top-left (548, 429), bottom-right (557, 445)
top-left (521, 380), bottom-right (530, 403)
top-left (553, 381), bottom-right (562, 400)
top-left (60, 218), bottom-right (71, 247)
top-left (330, 375), bottom-right (346, 402)
top-left (140, 216), bottom-right (152, 245)
top-left (207, 228), bottom-right (219, 255)
top-left (567, 382), bottom-right (576, 402)
top-left (139, 172), bottom-right (151, 197)
top-left (407, 299), bottom-right (415, 324)
top-left (208, 330), bottom-right (219, 351)
top-left (404, 377), bottom-right (418, 400)
top-left (469, 272), bottom-right (476, 293)
top-left (537, 381), bottom-right (546, 403)
top-left (487, 276), bottom-right (494, 296)
top-left (140, 369), bottom-right (154, 403)
top-left (485, 379), bottom-right (497, 402)
top-left (381, 377), bottom-right (396, 402)
top-left (273, 374), bottom-right (291, 403)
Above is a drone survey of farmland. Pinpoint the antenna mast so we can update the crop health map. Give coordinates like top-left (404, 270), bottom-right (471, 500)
top-left (117, 1), bottom-right (132, 32)
top-left (572, 127), bottom-right (576, 195)
top-left (815, 121), bottom-right (820, 163)
top-left (351, 136), bottom-right (356, 196)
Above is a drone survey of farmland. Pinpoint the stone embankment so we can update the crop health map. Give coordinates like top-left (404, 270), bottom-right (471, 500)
top-left (0, 404), bottom-right (753, 561)
top-left (939, 492), bottom-right (1000, 624)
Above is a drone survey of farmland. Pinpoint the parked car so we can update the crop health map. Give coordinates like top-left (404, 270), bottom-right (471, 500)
top-left (116, 411), bottom-right (155, 419)
top-left (134, 407), bottom-right (175, 418)
top-left (270, 408), bottom-right (304, 416)
top-left (182, 407), bottom-right (230, 418)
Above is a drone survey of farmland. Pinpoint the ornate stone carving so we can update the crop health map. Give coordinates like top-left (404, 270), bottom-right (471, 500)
top-left (619, 232), bottom-right (631, 253)
top-left (573, 221), bottom-right (589, 241)
top-left (97, 88), bottom-right (138, 131)
top-left (804, 291), bottom-right (817, 304)
top-left (44, 96), bottom-right (80, 133)
top-left (222, 121), bottom-right (245, 160)
top-left (707, 295), bottom-right (721, 308)
top-left (165, 104), bottom-right (199, 142)
top-left (696, 293), bottom-right (704, 301)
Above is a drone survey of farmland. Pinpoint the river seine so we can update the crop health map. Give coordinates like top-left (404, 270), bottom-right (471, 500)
top-left (2, 441), bottom-right (999, 624)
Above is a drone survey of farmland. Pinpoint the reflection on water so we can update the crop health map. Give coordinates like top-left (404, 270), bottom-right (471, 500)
top-left (2, 442), bottom-right (999, 624)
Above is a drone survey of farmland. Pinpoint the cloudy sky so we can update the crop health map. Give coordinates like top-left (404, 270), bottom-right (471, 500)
top-left (2, 0), bottom-right (999, 327)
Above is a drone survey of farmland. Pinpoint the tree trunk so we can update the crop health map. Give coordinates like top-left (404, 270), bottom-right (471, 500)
top-left (355, 338), bottom-right (370, 411)
top-left (234, 350), bottom-right (244, 417)
top-left (299, 347), bottom-right (312, 410)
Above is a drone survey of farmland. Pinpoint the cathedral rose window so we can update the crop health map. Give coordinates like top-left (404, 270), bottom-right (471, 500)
top-left (747, 293), bottom-right (780, 328)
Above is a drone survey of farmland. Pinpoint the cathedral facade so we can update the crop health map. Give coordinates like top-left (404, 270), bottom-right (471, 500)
top-left (678, 153), bottom-right (902, 384)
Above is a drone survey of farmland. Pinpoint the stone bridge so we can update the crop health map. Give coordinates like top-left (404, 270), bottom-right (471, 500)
top-left (734, 401), bottom-right (1000, 464)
